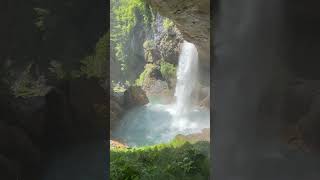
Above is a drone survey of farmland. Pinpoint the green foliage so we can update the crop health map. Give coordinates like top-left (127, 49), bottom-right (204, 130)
top-left (48, 60), bottom-right (66, 79)
top-left (163, 18), bottom-right (174, 31)
top-left (160, 60), bottom-right (176, 81)
top-left (112, 80), bottom-right (126, 93)
top-left (11, 63), bottom-right (50, 98)
top-left (80, 33), bottom-right (108, 79)
top-left (143, 39), bottom-right (156, 63)
top-left (33, 8), bottom-right (50, 32)
top-left (143, 39), bottom-right (155, 50)
top-left (111, 0), bottom-right (144, 64)
top-left (135, 64), bottom-right (156, 86)
top-left (111, 0), bottom-right (153, 73)
top-left (110, 139), bottom-right (210, 180)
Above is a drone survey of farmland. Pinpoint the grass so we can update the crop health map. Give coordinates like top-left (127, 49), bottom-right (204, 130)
top-left (110, 138), bottom-right (210, 180)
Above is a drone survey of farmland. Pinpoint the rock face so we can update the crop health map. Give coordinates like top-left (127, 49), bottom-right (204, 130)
top-left (156, 27), bottom-right (183, 65)
top-left (147, 0), bottom-right (211, 83)
top-left (283, 80), bottom-right (320, 151)
top-left (110, 94), bottom-right (124, 131)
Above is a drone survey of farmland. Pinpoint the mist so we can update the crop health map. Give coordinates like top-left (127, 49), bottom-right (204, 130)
top-left (213, 0), bottom-right (320, 179)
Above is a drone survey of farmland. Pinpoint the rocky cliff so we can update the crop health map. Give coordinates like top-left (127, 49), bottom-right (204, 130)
top-left (147, 0), bottom-right (211, 84)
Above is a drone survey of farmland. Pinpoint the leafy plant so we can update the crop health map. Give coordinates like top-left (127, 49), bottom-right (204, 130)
top-left (160, 60), bottom-right (176, 81)
top-left (110, 138), bottom-right (210, 180)
top-left (33, 8), bottom-right (50, 32)
top-left (163, 18), bottom-right (174, 31)
top-left (11, 63), bottom-right (50, 98)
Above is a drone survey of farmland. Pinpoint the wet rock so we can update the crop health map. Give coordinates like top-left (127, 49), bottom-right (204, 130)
top-left (44, 78), bottom-right (107, 143)
top-left (175, 128), bottom-right (210, 143)
top-left (157, 28), bottom-right (183, 65)
top-left (144, 79), bottom-right (173, 104)
top-left (110, 140), bottom-right (128, 149)
top-left (123, 86), bottom-right (149, 109)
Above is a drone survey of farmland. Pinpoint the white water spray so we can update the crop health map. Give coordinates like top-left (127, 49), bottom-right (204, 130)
top-left (174, 41), bottom-right (199, 116)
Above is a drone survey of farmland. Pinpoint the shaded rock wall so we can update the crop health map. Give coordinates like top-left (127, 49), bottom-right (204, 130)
top-left (0, 0), bottom-right (107, 74)
top-left (0, 78), bottom-right (107, 180)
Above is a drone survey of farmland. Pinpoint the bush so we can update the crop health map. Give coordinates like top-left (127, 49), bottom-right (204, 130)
top-left (135, 64), bottom-right (156, 86)
top-left (110, 139), bottom-right (210, 180)
top-left (160, 60), bottom-right (176, 81)
top-left (163, 18), bottom-right (174, 31)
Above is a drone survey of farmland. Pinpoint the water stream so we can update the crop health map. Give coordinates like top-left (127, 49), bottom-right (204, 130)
top-left (112, 41), bottom-right (210, 146)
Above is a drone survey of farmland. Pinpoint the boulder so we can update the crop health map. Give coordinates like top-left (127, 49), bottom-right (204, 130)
top-left (110, 95), bottom-right (124, 131)
top-left (123, 86), bottom-right (149, 109)
top-left (110, 140), bottom-right (128, 149)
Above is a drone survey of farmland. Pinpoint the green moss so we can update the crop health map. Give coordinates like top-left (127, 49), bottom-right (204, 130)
top-left (160, 60), bottom-right (176, 81)
top-left (135, 64), bottom-right (156, 86)
top-left (80, 32), bottom-right (108, 79)
top-left (110, 138), bottom-right (210, 180)
top-left (163, 18), bottom-right (174, 31)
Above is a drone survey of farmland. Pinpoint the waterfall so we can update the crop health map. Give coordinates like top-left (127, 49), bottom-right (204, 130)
top-left (174, 41), bottom-right (199, 116)
top-left (112, 41), bottom-right (209, 146)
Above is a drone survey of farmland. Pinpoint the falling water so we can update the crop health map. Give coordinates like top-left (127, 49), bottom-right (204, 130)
top-left (112, 41), bottom-right (209, 147)
top-left (174, 41), bottom-right (199, 116)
